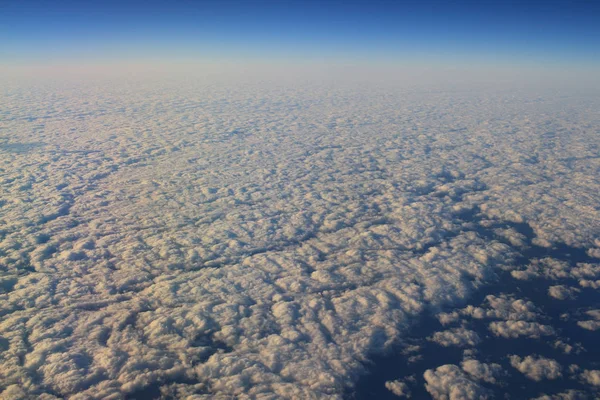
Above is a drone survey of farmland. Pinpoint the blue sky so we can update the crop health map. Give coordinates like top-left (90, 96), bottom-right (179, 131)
top-left (1, 0), bottom-right (599, 66)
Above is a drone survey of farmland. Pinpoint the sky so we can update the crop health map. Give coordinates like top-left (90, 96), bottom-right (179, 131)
top-left (1, 0), bottom-right (599, 67)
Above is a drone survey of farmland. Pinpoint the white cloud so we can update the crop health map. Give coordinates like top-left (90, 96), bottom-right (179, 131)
top-left (509, 355), bottom-right (562, 381)
top-left (576, 320), bottom-right (600, 331)
top-left (552, 340), bottom-right (583, 355)
top-left (579, 279), bottom-right (600, 289)
top-left (460, 359), bottom-right (504, 384)
top-left (428, 328), bottom-right (481, 348)
top-left (580, 369), bottom-right (600, 387)
top-left (0, 74), bottom-right (599, 398)
top-left (461, 294), bottom-right (541, 321)
top-left (385, 380), bottom-right (411, 398)
top-left (576, 309), bottom-right (600, 331)
top-left (424, 364), bottom-right (490, 400)
top-left (489, 320), bottom-right (555, 339)
top-left (512, 260), bottom-right (600, 283)
top-left (531, 390), bottom-right (589, 400)
top-left (547, 285), bottom-right (579, 300)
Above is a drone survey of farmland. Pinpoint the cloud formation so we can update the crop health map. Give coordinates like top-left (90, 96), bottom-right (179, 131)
top-left (0, 75), bottom-right (599, 398)
top-left (424, 364), bottom-right (491, 400)
top-left (509, 355), bottom-right (562, 381)
top-left (385, 379), bottom-right (411, 397)
top-left (576, 310), bottom-right (600, 331)
top-left (548, 285), bottom-right (579, 300)
top-left (460, 359), bottom-right (504, 385)
top-left (428, 328), bottom-right (481, 348)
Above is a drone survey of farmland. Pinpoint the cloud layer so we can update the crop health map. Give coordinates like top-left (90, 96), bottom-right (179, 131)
top-left (0, 76), bottom-right (599, 398)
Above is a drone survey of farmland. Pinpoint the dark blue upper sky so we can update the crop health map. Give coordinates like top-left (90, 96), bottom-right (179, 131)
top-left (1, 0), bottom-right (599, 65)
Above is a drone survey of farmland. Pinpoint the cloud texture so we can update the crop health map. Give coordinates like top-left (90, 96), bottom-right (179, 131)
top-left (0, 75), bottom-right (599, 398)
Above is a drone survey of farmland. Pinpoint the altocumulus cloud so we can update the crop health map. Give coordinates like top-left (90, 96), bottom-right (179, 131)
top-left (0, 72), bottom-right (599, 398)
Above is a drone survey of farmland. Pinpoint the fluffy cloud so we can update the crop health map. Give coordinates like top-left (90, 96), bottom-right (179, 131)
top-left (461, 294), bottom-right (542, 321)
top-left (428, 328), bottom-right (481, 348)
top-left (489, 320), bottom-right (555, 338)
top-left (385, 380), bottom-right (411, 398)
top-left (419, 359), bottom-right (504, 400)
top-left (512, 260), bottom-right (600, 283)
top-left (0, 73), bottom-right (599, 398)
top-left (424, 364), bottom-right (491, 400)
top-left (576, 310), bottom-right (600, 331)
top-left (579, 369), bottom-right (600, 387)
top-left (547, 285), bottom-right (579, 300)
top-left (445, 293), bottom-right (556, 339)
top-left (509, 355), bottom-right (562, 381)
top-left (531, 390), bottom-right (589, 400)
top-left (460, 359), bottom-right (504, 384)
